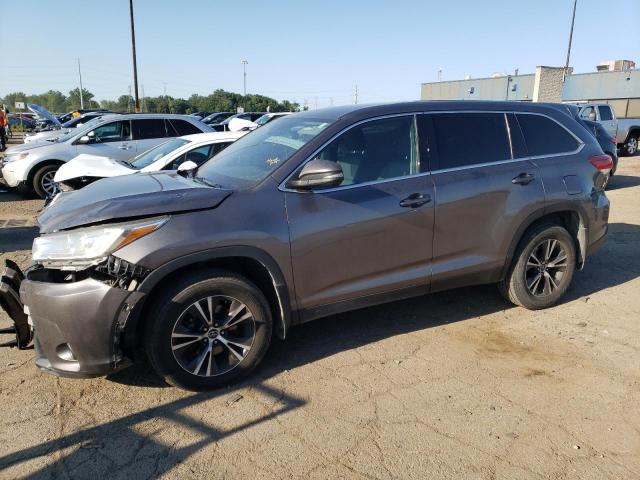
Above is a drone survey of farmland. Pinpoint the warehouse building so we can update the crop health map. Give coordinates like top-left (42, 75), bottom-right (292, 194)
top-left (421, 62), bottom-right (640, 119)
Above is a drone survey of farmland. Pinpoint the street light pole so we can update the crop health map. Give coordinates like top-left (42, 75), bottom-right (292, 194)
top-left (242, 60), bottom-right (248, 96)
top-left (77, 58), bottom-right (84, 109)
top-left (564, 0), bottom-right (578, 76)
top-left (129, 0), bottom-right (140, 112)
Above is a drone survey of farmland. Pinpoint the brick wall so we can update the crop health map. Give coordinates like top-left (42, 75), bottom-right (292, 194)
top-left (532, 66), bottom-right (566, 102)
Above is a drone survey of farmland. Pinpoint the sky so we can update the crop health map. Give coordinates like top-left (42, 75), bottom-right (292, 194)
top-left (1, 0), bottom-right (638, 107)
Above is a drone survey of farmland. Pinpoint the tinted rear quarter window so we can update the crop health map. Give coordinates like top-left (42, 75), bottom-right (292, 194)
top-left (133, 119), bottom-right (167, 140)
top-left (516, 114), bottom-right (579, 156)
top-left (167, 119), bottom-right (202, 136)
top-left (429, 112), bottom-right (511, 169)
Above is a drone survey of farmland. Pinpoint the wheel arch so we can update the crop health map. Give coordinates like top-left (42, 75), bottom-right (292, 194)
top-left (26, 158), bottom-right (65, 187)
top-left (501, 204), bottom-right (588, 280)
top-left (122, 246), bottom-right (294, 353)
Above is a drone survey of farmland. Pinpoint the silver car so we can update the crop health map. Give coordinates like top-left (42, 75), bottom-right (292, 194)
top-left (0, 113), bottom-right (213, 198)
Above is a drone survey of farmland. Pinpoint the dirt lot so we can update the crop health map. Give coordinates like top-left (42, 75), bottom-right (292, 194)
top-left (0, 135), bottom-right (639, 478)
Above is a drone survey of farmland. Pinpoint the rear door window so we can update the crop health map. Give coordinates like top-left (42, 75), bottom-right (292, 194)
top-left (516, 114), bottom-right (579, 156)
top-left (166, 119), bottom-right (202, 136)
top-left (598, 105), bottom-right (614, 121)
top-left (429, 112), bottom-right (511, 170)
top-left (132, 119), bottom-right (168, 140)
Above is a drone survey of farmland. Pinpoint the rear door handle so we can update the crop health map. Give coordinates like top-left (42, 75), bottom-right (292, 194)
top-left (399, 192), bottom-right (432, 208)
top-left (119, 144), bottom-right (132, 150)
top-left (512, 172), bottom-right (535, 185)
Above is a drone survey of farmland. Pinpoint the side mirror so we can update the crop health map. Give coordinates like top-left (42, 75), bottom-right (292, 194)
top-left (288, 159), bottom-right (344, 190)
top-left (588, 111), bottom-right (597, 121)
top-left (77, 135), bottom-right (91, 144)
top-left (177, 160), bottom-right (198, 176)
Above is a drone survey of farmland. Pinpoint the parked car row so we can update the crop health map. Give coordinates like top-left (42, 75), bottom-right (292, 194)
top-left (1, 113), bottom-right (213, 197)
top-left (0, 100), bottom-right (611, 392)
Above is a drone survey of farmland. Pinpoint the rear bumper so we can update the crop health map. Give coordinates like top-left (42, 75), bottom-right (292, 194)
top-left (20, 275), bottom-right (141, 378)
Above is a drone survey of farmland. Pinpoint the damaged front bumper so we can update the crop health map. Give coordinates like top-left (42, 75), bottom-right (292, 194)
top-left (0, 259), bottom-right (146, 378)
top-left (0, 260), bottom-right (33, 348)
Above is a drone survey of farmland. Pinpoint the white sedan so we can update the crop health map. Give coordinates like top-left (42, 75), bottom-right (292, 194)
top-left (54, 131), bottom-right (246, 192)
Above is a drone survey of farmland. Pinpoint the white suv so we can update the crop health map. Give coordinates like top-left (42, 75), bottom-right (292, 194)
top-left (0, 114), bottom-right (212, 198)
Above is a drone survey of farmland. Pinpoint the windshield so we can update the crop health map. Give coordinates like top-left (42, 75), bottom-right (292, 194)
top-left (203, 112), bottom-right (231, 123)
top-left (197, 114), bottom-right (331, 189)
top-left (130, 138), bottom-right (190, 169)
top-left (56, 116), bottom-right (111, 141)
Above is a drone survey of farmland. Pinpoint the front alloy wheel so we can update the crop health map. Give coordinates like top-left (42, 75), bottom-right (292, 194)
top-left (171, 296), bottom-right (256, 377)
top-left (145, 270), bottom-right (272, 391)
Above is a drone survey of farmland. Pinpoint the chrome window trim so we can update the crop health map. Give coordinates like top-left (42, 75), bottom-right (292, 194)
top-left (279, 109), bottom-right (585, 192)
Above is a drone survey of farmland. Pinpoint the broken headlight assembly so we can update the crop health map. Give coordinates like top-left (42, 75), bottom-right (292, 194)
top-left (32, 217), bottom-right (168, 270)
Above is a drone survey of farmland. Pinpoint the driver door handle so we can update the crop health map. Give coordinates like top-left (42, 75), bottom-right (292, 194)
top-left (119, 144), bottom-right (132, 150)
top-left (512, 172), bottom-right (535, 185)
top-left (399, 192), bottom-right (432, 208)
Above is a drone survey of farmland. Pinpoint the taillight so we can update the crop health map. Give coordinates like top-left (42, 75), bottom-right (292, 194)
top-left (611, 136), bottom-right (617, 145)
top-left (590, 154), bottom-right (613, 172)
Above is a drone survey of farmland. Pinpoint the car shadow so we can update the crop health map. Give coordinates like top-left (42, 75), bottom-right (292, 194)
top-left (607, 174), bottom-right (640, 191)
top-left (0, 383), bottom-right (305, 479)
top-left (0, 226), bottom-right (39, 253)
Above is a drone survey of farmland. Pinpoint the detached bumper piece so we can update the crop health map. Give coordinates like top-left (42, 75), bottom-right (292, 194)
top-left (0, 259), bottom-right (33, 349)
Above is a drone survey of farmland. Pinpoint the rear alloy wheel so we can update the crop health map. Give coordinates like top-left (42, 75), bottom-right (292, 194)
top-left (145, 270), bottom-right (272, 391)
top-left (499, 224), bottom-right (576, 309)
top-left (624, 135), bottom-right (638, 157)
top-left (32, 164), bottom-right (60, 199)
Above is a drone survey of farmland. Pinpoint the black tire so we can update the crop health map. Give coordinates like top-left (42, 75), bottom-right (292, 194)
top-left (32, 164), bottom-right (60, 199)
top-left (623, 135), bottom-right (638, 157)
top-left (144, 269), bottom-right (273, 391)
top-left (499, 224), bottom-right (576, 310)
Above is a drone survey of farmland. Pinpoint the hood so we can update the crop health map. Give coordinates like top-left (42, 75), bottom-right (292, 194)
top-left (228, 118), bottom-right (257, 132)
top-left (24, 129), bottom-right (71, 143)
top-left (28, 103), bottom-right (62, 128)
top-left (38, 171), bottom-right (232, 233)
top-left (4, 140), bottom-right (55, 154)
top-left (54, 154), bottom-right (134, 183)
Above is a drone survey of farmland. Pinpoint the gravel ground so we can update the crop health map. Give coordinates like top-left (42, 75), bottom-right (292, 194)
top-left (0, 133), bottom-right (639, 479)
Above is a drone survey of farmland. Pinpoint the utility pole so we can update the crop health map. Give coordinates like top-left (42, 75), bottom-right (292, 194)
top-left (354, 85), bottom-right (359, 104)
top-left (242, 60), bottom-right (248, 96)
top-left (564, 0), bottom-right (578, 77)
top-left (438, 67), bottom-right (443, 82)
top-left (77, 58), bottom-right (84, 109)
top-left (129, 0), bottom-right (140, 112)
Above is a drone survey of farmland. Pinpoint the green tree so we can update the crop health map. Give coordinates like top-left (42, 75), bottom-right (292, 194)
top-left (66, 88), bottom-right (99, 110)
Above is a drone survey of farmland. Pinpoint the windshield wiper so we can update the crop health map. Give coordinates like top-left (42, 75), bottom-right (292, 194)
top-left (194, 176), bottom-right (224, 189)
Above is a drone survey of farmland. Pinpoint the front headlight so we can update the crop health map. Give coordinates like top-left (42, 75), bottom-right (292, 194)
top-left (32, 217), bottom-right (168, 270)
top-left (3, 152), bottom-right (28, 163)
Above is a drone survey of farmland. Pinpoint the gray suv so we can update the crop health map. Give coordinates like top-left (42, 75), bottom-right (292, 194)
top-left (1, 101), bottom-right (611, 391)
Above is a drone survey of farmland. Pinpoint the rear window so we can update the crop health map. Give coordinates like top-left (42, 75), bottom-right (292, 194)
top-left (516, 114), bottom-right (579, 156)
top-left (430, 112), bottom-right (511, 169)
top-left (598, 106), bottom-right (614, 121)
top-left (132, 119), bottom-right (167, 140)
top-left (167, 119), bottom-right (202, 136)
